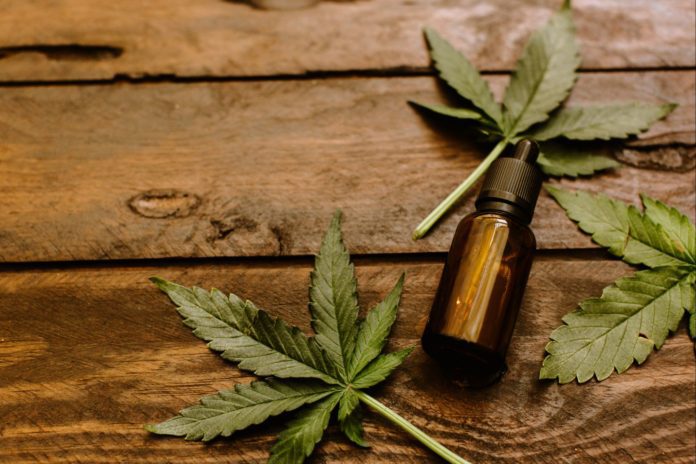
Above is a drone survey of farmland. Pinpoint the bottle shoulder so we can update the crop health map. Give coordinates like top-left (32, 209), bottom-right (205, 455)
top-left (456, 211), bottom-right (536, 248)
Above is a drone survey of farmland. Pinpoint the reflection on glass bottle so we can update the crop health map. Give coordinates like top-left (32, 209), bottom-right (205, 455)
top-left (422, 139), bottom-right (542, 387)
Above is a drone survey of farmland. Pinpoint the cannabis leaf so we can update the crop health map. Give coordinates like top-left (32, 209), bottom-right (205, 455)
top-left (411, 0), bottom-right (676, 239)
top-left (146, 211), bottom-right (471, 464)
top-left (540, 187), bottom-right (696, 384)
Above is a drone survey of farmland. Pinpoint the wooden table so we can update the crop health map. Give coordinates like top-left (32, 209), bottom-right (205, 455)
top-left (1, 1), bottom-right (694, 462)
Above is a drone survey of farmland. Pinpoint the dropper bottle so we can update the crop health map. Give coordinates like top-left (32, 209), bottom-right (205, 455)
top-left (421, 139), bottom-right (543, 387)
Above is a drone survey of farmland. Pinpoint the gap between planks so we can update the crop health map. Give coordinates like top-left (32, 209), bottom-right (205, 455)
top-left (0, 248), bottom-right (617, 273)
top-left (0, 66), bottom-right (694, 88)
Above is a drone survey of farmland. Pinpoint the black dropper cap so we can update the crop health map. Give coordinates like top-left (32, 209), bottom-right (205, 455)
top-left (475, 139), bottom-right (543, 224)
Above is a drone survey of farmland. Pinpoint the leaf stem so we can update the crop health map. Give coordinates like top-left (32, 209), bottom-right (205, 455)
top-left (356, 390), bottom-right (472, 464)
top-left (412, 139), bottom-right (509, 240)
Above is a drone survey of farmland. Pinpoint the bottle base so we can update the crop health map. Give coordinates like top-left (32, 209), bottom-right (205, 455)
top-left (421, 331), bottom-right (507, 387)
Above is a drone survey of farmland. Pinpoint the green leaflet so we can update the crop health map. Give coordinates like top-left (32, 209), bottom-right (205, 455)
top-left (348, 274), bottom-right (404, 379)
top-left (339, 406), bottom-right (369, 448)
top-left (246, 309), bottom-right (341, 381)
top-left (268, 392), bottom-right (343, 464)
top-left (546, 187), bottom-right (694, 267)
top-left (353, 347), bottom-right (415, 389)
top-left (641, 194), bottom-right (696, 262)
top-left (537, 142), bottom-right (619, 177)
top-left (151, 278), bottom-right (248, 329)
top-left (546, 186), bottom-right (629, 256)
top-left (337, 387), bottom-right (359, 422)
top-left (309, 211), bottom-right (360, 381)
top-left (540, 268), bottom-right (695, 384)
top-left (151, 278), bottom-right (339, 385)
top-left (502, 1), bottom-right (580, 136)
top-left (145, 379), bottom-right (337, 442)
top-left (529, 103), bottom-right (676, 141)
top-left (147, 211), bottom-right (435, 464)
top-left (423, 27), bottom-right (503, 126)
top-left (409, 101), bottom-right (483, 121)
top-left (337, 388), bottom-right (369, 447)
top-left (624, 205), bottom-right (693, 267)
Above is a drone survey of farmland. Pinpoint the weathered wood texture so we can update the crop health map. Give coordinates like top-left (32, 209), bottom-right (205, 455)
top-left (0, 0), bottom-right (693, 82)
top-left (0, 71), bottom-right (693, 262)
top-left (2, 0), bottom-right (694, 462)
top-left (0, 257), bottom-right (694, 463)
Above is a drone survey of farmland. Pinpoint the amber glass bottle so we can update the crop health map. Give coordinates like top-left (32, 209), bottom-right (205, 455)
top-left (421, 139), bottom-right (543, 386)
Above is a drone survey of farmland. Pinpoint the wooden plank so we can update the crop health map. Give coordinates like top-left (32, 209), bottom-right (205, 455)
top-left (0, 71), bottom-right (693, 262)
top-left (0, 257), bottom-right (693, 462)
top-left (0, 0), bottom-right (693, 82)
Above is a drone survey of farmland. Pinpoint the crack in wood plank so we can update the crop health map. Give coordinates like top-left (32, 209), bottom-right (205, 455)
top-left (0, 45), bottom-right (123, 61)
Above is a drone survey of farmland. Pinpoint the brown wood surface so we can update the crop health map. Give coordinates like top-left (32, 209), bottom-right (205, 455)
top-left (0, 71), bottom-right (693, 262)
top-left (1, 256), bottom-right (694, 463)
top-left (0, 0), bottom-right (694, 82)
top-left (1, 0), bottom-right (694, 462)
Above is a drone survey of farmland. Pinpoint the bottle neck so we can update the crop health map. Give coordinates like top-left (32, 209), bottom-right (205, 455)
top-left (475, 199), bottom-right (532, 224)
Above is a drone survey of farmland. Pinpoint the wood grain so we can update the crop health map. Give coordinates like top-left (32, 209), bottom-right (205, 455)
top-left (0, 71), bottom-right (693, 263)
top-left (3, 2), bottom-right (694, 463)
top-left (1, 257), bottom-right (693, 463)
top-left (0, 0), bottom-right (693, 82)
